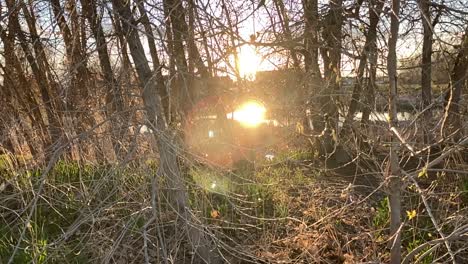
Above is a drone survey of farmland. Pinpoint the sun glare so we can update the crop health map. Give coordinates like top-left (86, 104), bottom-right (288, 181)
top-left (238, 45), bottom-right (261, 80)
top-left (229, 101), bottom-right (266, 127)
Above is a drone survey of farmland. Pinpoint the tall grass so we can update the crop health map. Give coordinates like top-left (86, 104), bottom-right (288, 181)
top-left (1, 149), bottom-right (467, 263)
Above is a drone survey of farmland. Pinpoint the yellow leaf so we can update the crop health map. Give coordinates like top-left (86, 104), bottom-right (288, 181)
top-left (406, 209), bottom-right (417, 220)
top-left (418, 167), bottom-right (427, 178)
top-left (210, 210), bottom-right (220, 219)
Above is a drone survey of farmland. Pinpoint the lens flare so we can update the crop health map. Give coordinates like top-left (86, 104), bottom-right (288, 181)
top-left (229, 101), bottom-right (266, 127)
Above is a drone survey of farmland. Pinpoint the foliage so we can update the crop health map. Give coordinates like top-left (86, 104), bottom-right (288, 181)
top-left (373, 197), bottom-right (390, 228)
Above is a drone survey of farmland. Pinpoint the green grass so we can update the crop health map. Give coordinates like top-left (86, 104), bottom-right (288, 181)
top-left (187, 153), bottom-right (315, 227)
top-left (0, 160), bottom-right (156, 263)
top-left (191, 167), bottom-right (234, 195)
top-left (372, 197), bottom-right (389, 229)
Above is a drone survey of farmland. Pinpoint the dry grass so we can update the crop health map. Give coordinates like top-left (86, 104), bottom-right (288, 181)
top-left (0, 141), bottom-right (467, 263)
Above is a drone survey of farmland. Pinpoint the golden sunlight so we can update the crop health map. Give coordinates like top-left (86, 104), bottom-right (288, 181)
top-left (238, 45), bottom-right (261, 80)
top-left (229, 101), bottom-right (266, 127)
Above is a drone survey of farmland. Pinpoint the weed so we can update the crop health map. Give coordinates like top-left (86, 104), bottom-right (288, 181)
top-left (405, 238), bottom-right (433, 264)
top-left (372, 197), bottom-right (389, 228)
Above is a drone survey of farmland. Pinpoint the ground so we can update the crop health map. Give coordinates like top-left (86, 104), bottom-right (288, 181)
top-left (0, 141), bottom-right (467, 263)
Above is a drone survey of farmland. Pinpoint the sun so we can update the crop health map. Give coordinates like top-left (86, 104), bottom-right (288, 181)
top-left (237, 45), bottom-right (261, 80)
top-left (229, 101), bottom-right (266, 127)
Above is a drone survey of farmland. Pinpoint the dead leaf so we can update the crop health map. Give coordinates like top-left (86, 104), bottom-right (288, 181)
top-left (210, 209), bottom-right (220, 219)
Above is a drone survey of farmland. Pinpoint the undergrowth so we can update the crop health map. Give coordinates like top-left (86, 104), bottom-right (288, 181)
top-left (0, 150), bottom-right (467, 263)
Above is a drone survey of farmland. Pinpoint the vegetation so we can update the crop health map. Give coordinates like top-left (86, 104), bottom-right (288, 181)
top-left (1, 0), bottom-right (468, 263)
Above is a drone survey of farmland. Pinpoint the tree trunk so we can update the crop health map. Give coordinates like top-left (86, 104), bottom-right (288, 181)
top-left (303, 0), bottom-right (321, 79)
top-left (360, 60), bottom-right (377, 125)
top-left (420, 0), bottom-right (433, 143)
top-left (5, 0), bottom-right (61, 160)
top-left (441, 26), bottom-right (468, 141)
top-left (194, 1), bottom-right (214, 76)
top-left (320, 0), bottom-right (343, 130)
top-left (111, 1), bottom-right (220, 262)
top-left (0, 24), bottom-right (48, 151)
top-left (0, 59), bottom-right (42, 159)
top-left (304, 0), bottom-right (342, 155)
top-left (274, 0), bottom-right (301, 70)
top-left (81, 0), bottom-right (124, 159)
top-left (164, 0), bottom-right (209, 117)
top-left (302, 0), bottom-right (322, 134)
top-left (50, 0), bottom-right (88, 94)
top-left (185, 0), bottom-right (209, 79)
top-left (21, 1), bottom-right (64, 107)
top-left (361, 5), bottom-right (380, 125)
top-left (221, 0), bottom-right (242, 81)
top-left (162, 0), bottom-right (178, 122)
top-left (162, 0), bottom-right (177, 78)
top-left (387, 0), bottom-right (402, 262)
top-left (342, 0), bottom-right (383, 135)
top-left (51, 0), bottom-right (89, 161)
top-left (136, 0), bottom-right (171, 121)
top-left (108, 8), bottom-right (132, 72)
top-left (165, 0), bottom-right (193, 116)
